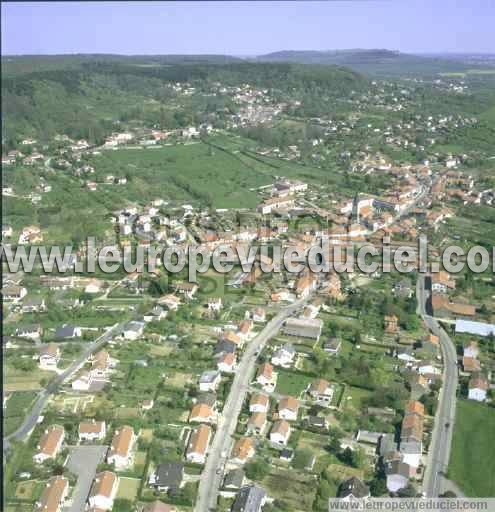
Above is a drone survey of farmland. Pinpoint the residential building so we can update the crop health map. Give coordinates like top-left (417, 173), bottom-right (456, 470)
top-left (231, 437), bottom-right (255, 464)
top-left (189, 403), bottom-right (216, 424)
top-left (186, 424), bottom-right (212, 464)
top-left (270, 420), bottom-right (291, 445)
top-left (39, 343), bottom-right (60, 371)
top-left (148, 462), bottom-right (184, 493)
top-left (107, 425), bottom-right (136, 470)
top-left (255, 363), bottom-right (276, 392)
top-left (386, 461), bottom-right (412, 492)
top-left (278, 396), bottom-right (300, 421)
top-left (249, 393), bottom-right (269, 413)
top-left (199, 370), bottom-right (221, 392)
top-left (88, 471), bottom-right (118, 511)
top-left (217, 352), bottom-right (236, 373)
top-left (468, 374), bottom-right (489, 402)
top-left (247, 412), bottom-right (267, 435)
top-left (34, 425), bottom-right (65, 464)
top-left (308, 379), bottom-right (334, 405)
top-left (271, 344), bottom-right (296, 368)
top-left (232, 485), bottom-right (266, 512)
top-left (34, 476), bottom-right (69, 512)
top-left (78, 421), bottom-right (106, 442)
top-left (283, 317), bottom-right (323, 340)
top-left (338, 477), bottom-right (370, 500)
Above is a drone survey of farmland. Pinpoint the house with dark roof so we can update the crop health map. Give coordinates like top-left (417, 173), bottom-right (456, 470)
top-left (338, 477), bottom-right (370, 500)
top-left (231, 485), bottom-right (266, 512)
top-left (148, 462), bottom-right (184, 493)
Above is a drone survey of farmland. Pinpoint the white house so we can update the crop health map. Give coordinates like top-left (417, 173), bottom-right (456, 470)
top-left (79, 421), bottom-right (106, 442)
top-left (468, 375), bottom-right (488, 402)
top-left (278, 396), bottom-right (299, 421)
top-left (88, 471), bottom-right (119, 511)
top-left (39, 343), bottom-right (61, 371)
top-left (33, 425), bottom-right (65, 464)
top-left (255, 363), bottom-right (276, 392)
top-left (199, 371), bottom-right (221, 392)
top-left (186, 424), bottom-right (212, 464)
top-left (35, 476), bottom-right (69, 512)
top-left (123, 321), bottom-right (145, 340)
top-left (270, 420), bottom-right (291, 445)
top-left (249, 393), bottom-right (269, 414)
top-left (271, 344), bottom-right (295, 368)
top-left (107, 426), bottom-right (136, 470)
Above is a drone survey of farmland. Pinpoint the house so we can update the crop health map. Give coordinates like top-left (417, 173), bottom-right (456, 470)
top-left (468, 374), bottom-right (488, 402)
top-left (207, 297), bottom-right (223, 312)
top-left (34, 476), bottom-right (69, 512)
top-left (2, 285), bottom-right (27, 301)
top-left (323, 338), bottom-right (342, 355)
top-left (295, 272), bottom-right (317, 298)
top-left (308, 379), bottom-right (334, 405)
top-left (142, 399), bottom-right (154, 410)
top-left (39, 343), bottom-right (61, 371)
top-left (247, 412), bottom-right (268, 435)
top-left (142, 501), bottom-right (177, 512)
top-left (283, 317), bottom-right (323, 340)
top-left (393, 279), bottom-right (413, 299)
top-left (222, 330), bottom-right (241, 346)
top-left (88, 471), bottom-right (119, 511)
top-left (249, 393), bottom-right (269, 413)
top-left (107, 425), bottom-right (136, 470)
top-left (431, 294), bottom-right (476, 319)
top-left (463, 340), bottom-right (479, 359)
top-left (34, 425), bottom-right (65, 463)
top-left (78, 420), bottom-right (106, 442)
top-left (252, 307), bottom-right (266, 323)
top-left (84, 279), bottom-right (102, 294)
top-left (22, 296), bottom-right (46, 313)
top-left (189, 403), bottom-right (216, 424)
top-left (280, 448), bottom-right (294, 461)
top-left (271, 343), bottom-right (296, 368)
top-left (123, 321), bottom-right (145, 340)
top-left (174, 281), bottom-right (198, 299)
top-left (214, 339), bottom-right (237, 357)
top-left (463, 356), bottom-right (481, 373)
top-left (71, 371), bottom-right (93, 391)
top-left (158, 294), bottom-right (181, 311)
top-left (270, 420), bottom-right (291, 445)
top-left (186, 424), bottom-right (212, 464)
top-left (422, 334), bottom-right (439, 354)
top-left (384, 315), bottom-right (399, 334)
top-left (396, 347), bottom-right (417, 364)
top-left (255, 363), bottom-right (276, 392)
top-left (386, 460), bottom-right (412, 492)
top-left (199, 370), bottom-right (221, 392)
top-left (90, 350), bottom-right (117, 379)
top-left (148, 462), bottom-right (184, 492)
top-left (55, 324), bottom-right (81, 340)
top-left (143, 306), bottom-right (167, 323)
top-left (400, 411), bottom-right (423, 468)
top-left (231, 437), bottom-right (255, 464)
top-left (338, 477), bottom-right (370, 500)
top-left (232, 485), bottom-right (266, 512)
top-left (15, 324), bottom-right (43, 340)
top-left (431, 271), bottom-right (455, 293)
top-left (238, 319), bottom-right (253, 338)
top-left (379, 433), bottom-right (398, 457)
top-left (307, 415), bottom-right (328, 430)
top-left (217, 352), bottom-right (236, 374)
top-left (222, 468), bottom-right (245, 492)
top-left (407, 372), bottom-right (430, 400)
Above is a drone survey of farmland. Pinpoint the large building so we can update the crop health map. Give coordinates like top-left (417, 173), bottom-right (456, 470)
top-left (283, 317), bottom-right (323, 341)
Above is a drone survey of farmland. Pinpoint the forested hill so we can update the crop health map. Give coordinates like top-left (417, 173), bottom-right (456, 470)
top-left (255, 49), bottom-right (495, 76)
top-left (1, 59), bottom-right (368, 145)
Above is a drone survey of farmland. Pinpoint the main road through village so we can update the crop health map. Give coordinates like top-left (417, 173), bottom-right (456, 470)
top-left (195, 296), bottom-right (310, 512)
top-left (417, 275), bottom-right (458, 497)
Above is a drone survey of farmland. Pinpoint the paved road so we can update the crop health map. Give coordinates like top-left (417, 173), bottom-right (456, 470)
top-left (195, 296), bottom-right (310, 512)
top-left (417, 275), bottom-right (458, 497)
top-left (65, 445), bottom-right (108, 512)
top-left (3, 321), bottom-right (125, 453)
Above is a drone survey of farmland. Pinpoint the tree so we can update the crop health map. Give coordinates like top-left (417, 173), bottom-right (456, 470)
top-left (245, 459), bottom-right (270, 480)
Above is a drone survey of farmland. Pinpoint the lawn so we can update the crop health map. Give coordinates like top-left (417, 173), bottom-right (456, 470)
top-left (4, 368), bottom-right (53, 392)
top-left (116, 477), bottom-right (141, 501)
top-left (449, 400), bottom-right (495, 497)
top-left (342, 385), bottom-right (373, 410)
top-left (275, 368), bottom-right (314, 397)
top-left (3, 391), bottom-right (37, 436)
top-left (261, 467), bottom-right (317, 511)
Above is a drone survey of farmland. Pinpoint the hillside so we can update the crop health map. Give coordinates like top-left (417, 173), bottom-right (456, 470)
top-left (1, 59), bottom-right (368, 145)
top-left (255, 49), bottom-right (494, 76)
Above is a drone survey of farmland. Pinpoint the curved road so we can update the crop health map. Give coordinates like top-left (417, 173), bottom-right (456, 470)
top-left (3, 321), bottom-right (125, 454)
top-left (195, 296), bottom-right (310, 512)
top-left (417, 275), bottom-right (458, 497)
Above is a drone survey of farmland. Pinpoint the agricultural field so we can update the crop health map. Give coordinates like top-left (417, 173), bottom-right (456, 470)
top-left (449, 400), bottom-right (495, 497)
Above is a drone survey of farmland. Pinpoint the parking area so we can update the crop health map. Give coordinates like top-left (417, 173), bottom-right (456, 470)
top-left (64, 445), bottom-right (108, 512)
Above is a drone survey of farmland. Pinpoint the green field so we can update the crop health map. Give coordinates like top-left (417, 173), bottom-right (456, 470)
top-left (275, 368), bottom-right (313, 397)
top-left (449, 400), bottom-right (495, 497)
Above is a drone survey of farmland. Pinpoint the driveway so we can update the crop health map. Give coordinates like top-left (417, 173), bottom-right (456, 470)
top-left (64, 445), bottom-right (108, 512)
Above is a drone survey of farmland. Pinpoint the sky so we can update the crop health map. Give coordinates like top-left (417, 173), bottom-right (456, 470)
top-left (2, 1), bottom-right (494, 56)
